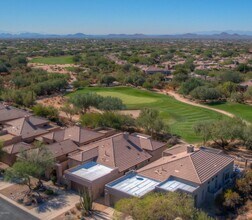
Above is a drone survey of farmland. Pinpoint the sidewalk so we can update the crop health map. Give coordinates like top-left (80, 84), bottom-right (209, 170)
top-left (0, 180), bottom-right (79, 220)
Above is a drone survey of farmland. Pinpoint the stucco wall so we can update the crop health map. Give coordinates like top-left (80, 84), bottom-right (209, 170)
top-left (65, 167), bottom-right (120, 200)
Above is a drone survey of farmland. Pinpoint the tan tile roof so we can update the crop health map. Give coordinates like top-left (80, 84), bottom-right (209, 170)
top-left (3, 142), bottom-right (32, 154)
top-left (69, 146), bottom-right (99, 162)
top-left (190, 150), bottom-right (233, 183)
top-left (0, 105), bottom-right (31, 123)
top-left (130, 133), bottom-right (166, 151)
top-left (138, 150), bottom-right (234, 184)
top-left (73, 133), bottom-right (153, 172)
top-left (5, 117), bottom-right (48, 139)
top-left (163, 144), bottom-right (189, 155)
top-left (25, 116), bottom-right (49, 126)
top-left (46, 139), bottom-right (79, 158)
top-left (42, 126), bottom-right (104, 145)
top-left (0, 103), bottom-right (5, 110)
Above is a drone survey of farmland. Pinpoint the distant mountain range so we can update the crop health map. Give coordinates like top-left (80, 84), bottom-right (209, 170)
top-left (1, 31), bottom-right (252, 39)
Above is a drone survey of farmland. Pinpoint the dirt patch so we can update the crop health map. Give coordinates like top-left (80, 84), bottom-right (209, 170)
top-left (28, 63), bottom-right (78, 83)
top-left (37, 95), bottom-right (66, 109)
top-left (118, 110), bottom-right (141, 118)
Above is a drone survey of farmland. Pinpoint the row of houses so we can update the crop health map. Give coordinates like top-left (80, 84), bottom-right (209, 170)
top-left (0, 103), bottom-right (235, 207)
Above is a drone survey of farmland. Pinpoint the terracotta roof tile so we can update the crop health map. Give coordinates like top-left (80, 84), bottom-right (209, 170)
top-left (138, 150), bottom-right (234, 184)
top-left (5, 117), bottom-right (48, 139)
top-left (3, 142), bottom-right (32, 154)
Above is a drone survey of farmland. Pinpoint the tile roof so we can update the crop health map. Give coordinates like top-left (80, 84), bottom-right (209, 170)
top-left (138, 150), bottom-right (234, 184)
top-left (163, 144), bottom-right (189, 155)
top-left (72, 133), bottom-right (153, 172)
top-left (3, 142), bottom-right (32, 154)
top-left (0, 105), bottom-right (31, 123)
top-left (42, 126), bottom-right (104, 145)
top-left (130, 133), bottom-right (166, 151)
top-left (5, 117), bottom-right (48, 139)
top-left (46, 139), bottom-right (79, 158)
top-left (25, 116), bottom-right (49, 126)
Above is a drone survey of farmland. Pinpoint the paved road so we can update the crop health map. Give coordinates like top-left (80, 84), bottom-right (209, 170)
top-left (0, 197), bottom-right (38, 220)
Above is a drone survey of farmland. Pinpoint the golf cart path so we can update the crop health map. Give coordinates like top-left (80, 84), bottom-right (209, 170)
top-left (162, 90), bottom-right (235, 118)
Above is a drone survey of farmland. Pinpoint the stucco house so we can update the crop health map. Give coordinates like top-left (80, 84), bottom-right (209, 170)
top-left (64, 132), bottom-right (166, 199)
top-left (0, 104), bottom-right (32, 125)
top-left (105, 146), bottom-right (234, 207)
top-left (1, 142), bottom-right (32, 166)
top-left (41, 126), bottom-right (113, 146)
top-left (3, 116), bottom-right (54, 143)
top-left (145, 66), bottom-right (171, 75)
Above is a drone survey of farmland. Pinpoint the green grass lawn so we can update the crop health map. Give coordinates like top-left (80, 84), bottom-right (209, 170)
top-left (30, 56), bottom-right (74, 64)
top-left (207, 102), bottom-right (252, 124)
top-left (68, 87), bottom-right (225, 143)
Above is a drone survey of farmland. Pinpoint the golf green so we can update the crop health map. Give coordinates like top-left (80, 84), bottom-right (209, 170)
top-left (69, 87), bottom-right (225, 143)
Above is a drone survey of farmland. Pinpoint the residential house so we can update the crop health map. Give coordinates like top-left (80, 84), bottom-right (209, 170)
top-left (41, 126), bottom-right (113, 146)
top-left (45, 139), bottom-right (80, 180)
top-left (64, 132), bottom-right (166, 200)
top-left (105, 146), bottom-right (234, 207)
top-left (3, 116), bottom-right (52, 143)
top-left (145, 66), bottom-right (171, 75)
top-left (1, 142), bottom-right (32, 166)
top-left (0, 104), bottom-right (32, 124)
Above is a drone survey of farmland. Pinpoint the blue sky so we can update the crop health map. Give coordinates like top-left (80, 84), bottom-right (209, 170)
top-left (0, 0), bottom-right (252, 34)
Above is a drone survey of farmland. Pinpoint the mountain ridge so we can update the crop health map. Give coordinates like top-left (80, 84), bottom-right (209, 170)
top-left (1, 31), bottom-right (252, 39)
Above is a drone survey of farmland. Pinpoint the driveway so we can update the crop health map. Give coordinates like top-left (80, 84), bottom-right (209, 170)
top-left (0, 197), bottom-right (38, 220)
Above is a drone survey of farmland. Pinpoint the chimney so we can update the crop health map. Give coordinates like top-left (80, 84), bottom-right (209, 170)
top-left (124, 132), bottom-right (129, 139)
top-left (187, 145), bottom-right (194, 153)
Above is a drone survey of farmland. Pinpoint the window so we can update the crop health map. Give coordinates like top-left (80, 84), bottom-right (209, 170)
top-left (215, 179), bottom-right (218, 188)
top-left (224, 172), bottom-right (230, 181)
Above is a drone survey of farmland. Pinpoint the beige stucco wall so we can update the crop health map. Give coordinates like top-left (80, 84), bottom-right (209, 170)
top-left (193, 161), bottom-right (234, 207)
top-left (65, 167), bottom-right (120, 200)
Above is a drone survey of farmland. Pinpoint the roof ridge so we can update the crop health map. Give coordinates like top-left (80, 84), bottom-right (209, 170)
top-left (78, 126), bottom-right (81, 142)
top-left (110, 136), bottom-right (116, 168)
top-left (18, 117), bottom-right (26, 135)
top-left (25, 116), bottom-right (38, 130)
top-left (138, 153), bottom-right (190, 173)
top-left (189, 151), bottom-right (203, 184)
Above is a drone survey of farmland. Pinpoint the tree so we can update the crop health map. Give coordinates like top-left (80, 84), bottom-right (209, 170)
top-left (236, 63), bottom-right (251, 73)
top-left (100, 75), bottom-right (116, 86)
top-left (73, 54), bottom-right (82, 63)
top-left (69, 93), bottom-right (102, 113)
top-left (137, 108), bottom-right (169, 137)
top-left (229, 92), bottom-right (244, 103)
top-left (0, 141), bottom-right (4, 160)
top-left (223, 190), bottom-right (242, 210)
top-left (32, 104), bottom-right (59, 121)
top-left (114, 192), bottom-right (212, 220)
top-left (194, 118), bottom-right (245, 148)
top-left (220, 71), bottom-right (242, 83)
top-left (179, 78), bottom-right (204, 95)
top-left (80, 112), bottom-right (135, 130)
top-left (240, 125), bottom-right (252, 149)
top-left (190, 86), bottom-right (221, 102)
top-left (244, 87), bottom-right (252, 101)
top-left (236, 169), bottom-right (252, 197)
top-left (219, 81), bottom-right (238, 98)
top-left (194, 121), bottom-right (213, 145)
top-left (98, 96), bottom-right (125, 111)
top-left (23, 91), bottom-right (36, 107)
top-left (5, 143), bottom-right (55, 199)
top-left (60, 102), bottom-right (78, 121)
